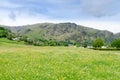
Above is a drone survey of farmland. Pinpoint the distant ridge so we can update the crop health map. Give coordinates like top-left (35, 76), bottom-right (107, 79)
top-left (2, 22), bottom-right (120, 44)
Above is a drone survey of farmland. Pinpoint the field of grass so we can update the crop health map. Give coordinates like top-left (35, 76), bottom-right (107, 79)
top-left (0, 38), bottom-right (120, 80)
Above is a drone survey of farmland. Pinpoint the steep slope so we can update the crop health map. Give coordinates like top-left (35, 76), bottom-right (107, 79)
top-left (10, 23), bottom-right (114, 44)
top-left (114, 33), bottom-right (120, 38)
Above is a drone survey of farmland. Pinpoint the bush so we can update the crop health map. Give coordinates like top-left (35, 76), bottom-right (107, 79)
top-left (0, 27), bottom-right (8, 38)
top-left (111, 38), bottom-right (120, 48)
top-left (93, 38), bottom-right (105, 48)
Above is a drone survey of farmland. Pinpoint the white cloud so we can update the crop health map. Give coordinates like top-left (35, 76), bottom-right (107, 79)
top-left (75, 20), bottom-right (120, 33)
top-left (0, 9), bottom-right (51, 26)
top-left (0, 11), bottom-right (119, 33)
top-left (81, 0), bottom-right (120, 17)
top-left (0, 0), bottom-right (119, 33)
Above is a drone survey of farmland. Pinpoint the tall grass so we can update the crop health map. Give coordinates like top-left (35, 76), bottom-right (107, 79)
top-left (0, 39), bottom-right (120, 80)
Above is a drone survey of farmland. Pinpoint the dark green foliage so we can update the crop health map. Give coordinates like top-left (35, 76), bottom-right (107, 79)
top-left (81, 39), bottom-right (92, 48)
top-left (111, 38), bottom-right (120, 48)
top-left (0, 27), bottom-right (15, 40)
top-left (21, 37), bottom-right (72, 46)
top-left (93, 38), bottom-right (105, 48)
top-left (7, 32), bottom-right (16, 40)
top-left (93, 48), bottom-right (120, 51)
top-left (48, 39), bottom-right (56, 46)
top-left (74, 42), bottom-right (81, 47)
top-left (20, 35), bottom-right (28, 42)
top-left (0, 27), bottom-right (8, 37)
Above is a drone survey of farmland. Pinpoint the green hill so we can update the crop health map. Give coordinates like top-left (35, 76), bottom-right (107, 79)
top-left (9, 23), bottom-right (115, 44)
top-left (115, 33), bottom-right (120, 38)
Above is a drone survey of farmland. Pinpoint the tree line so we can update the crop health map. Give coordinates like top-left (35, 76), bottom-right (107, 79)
top-left (93, 38), bottom-right (120, 48)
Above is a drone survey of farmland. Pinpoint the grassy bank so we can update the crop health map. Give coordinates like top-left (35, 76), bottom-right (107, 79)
top-left (93, 48), bottom-right (120, 51)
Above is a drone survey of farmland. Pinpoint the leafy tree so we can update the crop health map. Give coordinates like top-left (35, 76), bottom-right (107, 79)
top-left (20, 35), bottom-right (28, 42)
top-left (111, 38), bottom-right (120, 48)
top-left (0, 27), bottom-right (16, 40)
top-left (0, 27), bottom-right (8, 37)
top-left (82, 39), bottom-right (89, 48)
top-left (49, 39), bottom-right (56, 46)
top-left (7, 32), bottom-right (16, 40)
top-left (57, 41), bottom-right (69, 46)
top-left (75, 43), bottom-right (81, 47)
top-left (26, 38), bottom-right (33, 45)
top-left (93, 38), bottom-right (104, 48)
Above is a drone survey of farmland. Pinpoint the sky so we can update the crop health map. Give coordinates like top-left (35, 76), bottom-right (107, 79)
top-left (0, 0), bottom-right (120, 33)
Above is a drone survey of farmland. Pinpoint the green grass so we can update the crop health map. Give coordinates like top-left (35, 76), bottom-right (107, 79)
top-left (93, 48), bottom-right (120, 51)
top-left (0, 38), bottom-right (24, 45)
top-left (0, 38), bottom-right (120, 80)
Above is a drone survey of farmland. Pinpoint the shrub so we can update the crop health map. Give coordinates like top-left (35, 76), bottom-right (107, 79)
top-left (111, 38), bottom-right (120, 48)
top-left (93, 38), bottom-right (104, 48)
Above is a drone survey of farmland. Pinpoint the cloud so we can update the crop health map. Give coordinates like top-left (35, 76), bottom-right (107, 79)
top-left (1, 0), bottom-right (120, 18)
top-left (0, 0), bottom-right (82, 20)
top-left (8, 11), bottom-right (16, 21)
top-left (0, 0), bottom-right (120, 33)
top-left (0, 8), bottom-right (52, 26)
top-left (81, 0), bottom-right (120, 17)
top-left (75, 20), bottom-right (120, 33)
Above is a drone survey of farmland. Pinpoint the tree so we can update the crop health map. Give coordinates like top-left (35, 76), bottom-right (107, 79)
top-left (0, 27), bottom-right (8, 37)
top-left (111, 38), bottom-right (120, 48)
top-left (93, 38), bottom-right (104, 48)
top-left (49, 39), bottom-right (56, 46)
top-left (7, 32), bottom-right (16, 40)
top-left (82, 39), bottom-right (89, 48)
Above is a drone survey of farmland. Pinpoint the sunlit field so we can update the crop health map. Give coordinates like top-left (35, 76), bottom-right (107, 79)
top-left (0, 38), bottom-right (120, 80)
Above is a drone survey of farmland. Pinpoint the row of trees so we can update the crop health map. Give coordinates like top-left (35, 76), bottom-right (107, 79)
top-left (20, 36), bottom-right (73, 46)
top-left (21, 36), bottom-right (120, 48)
top-left (93, 38), bottom-right (120, 48)
top-left (20, 36), bottom-right (95, 47)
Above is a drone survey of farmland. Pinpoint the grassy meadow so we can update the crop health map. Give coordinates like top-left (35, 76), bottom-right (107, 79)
top-left (0, 38), bottom-right (120, 80)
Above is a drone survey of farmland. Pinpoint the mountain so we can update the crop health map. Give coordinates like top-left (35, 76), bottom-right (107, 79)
top-left (8, 22), bottom-right (116, 44)
top-left (114, 33), bottom-right (120, 38)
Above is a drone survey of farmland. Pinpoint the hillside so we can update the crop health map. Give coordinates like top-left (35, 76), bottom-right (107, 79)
top-left (115, 33), bottom-right (120, 38)
top-left (8, 23), bottom-right (116, 44)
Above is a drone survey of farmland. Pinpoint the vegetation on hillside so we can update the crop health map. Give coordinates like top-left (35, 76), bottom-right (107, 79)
top-left (0, 27), bottom-right (9, 38)
top-left (1, 23), bottom-right (120, 49)
top-left (0, 26), bottom-right (15, 40)
top-left (10, 23), bottom-right (115, 45)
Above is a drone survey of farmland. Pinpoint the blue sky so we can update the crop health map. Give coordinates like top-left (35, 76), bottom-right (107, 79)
top-left (0, 0), bottom-right (120, 33)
